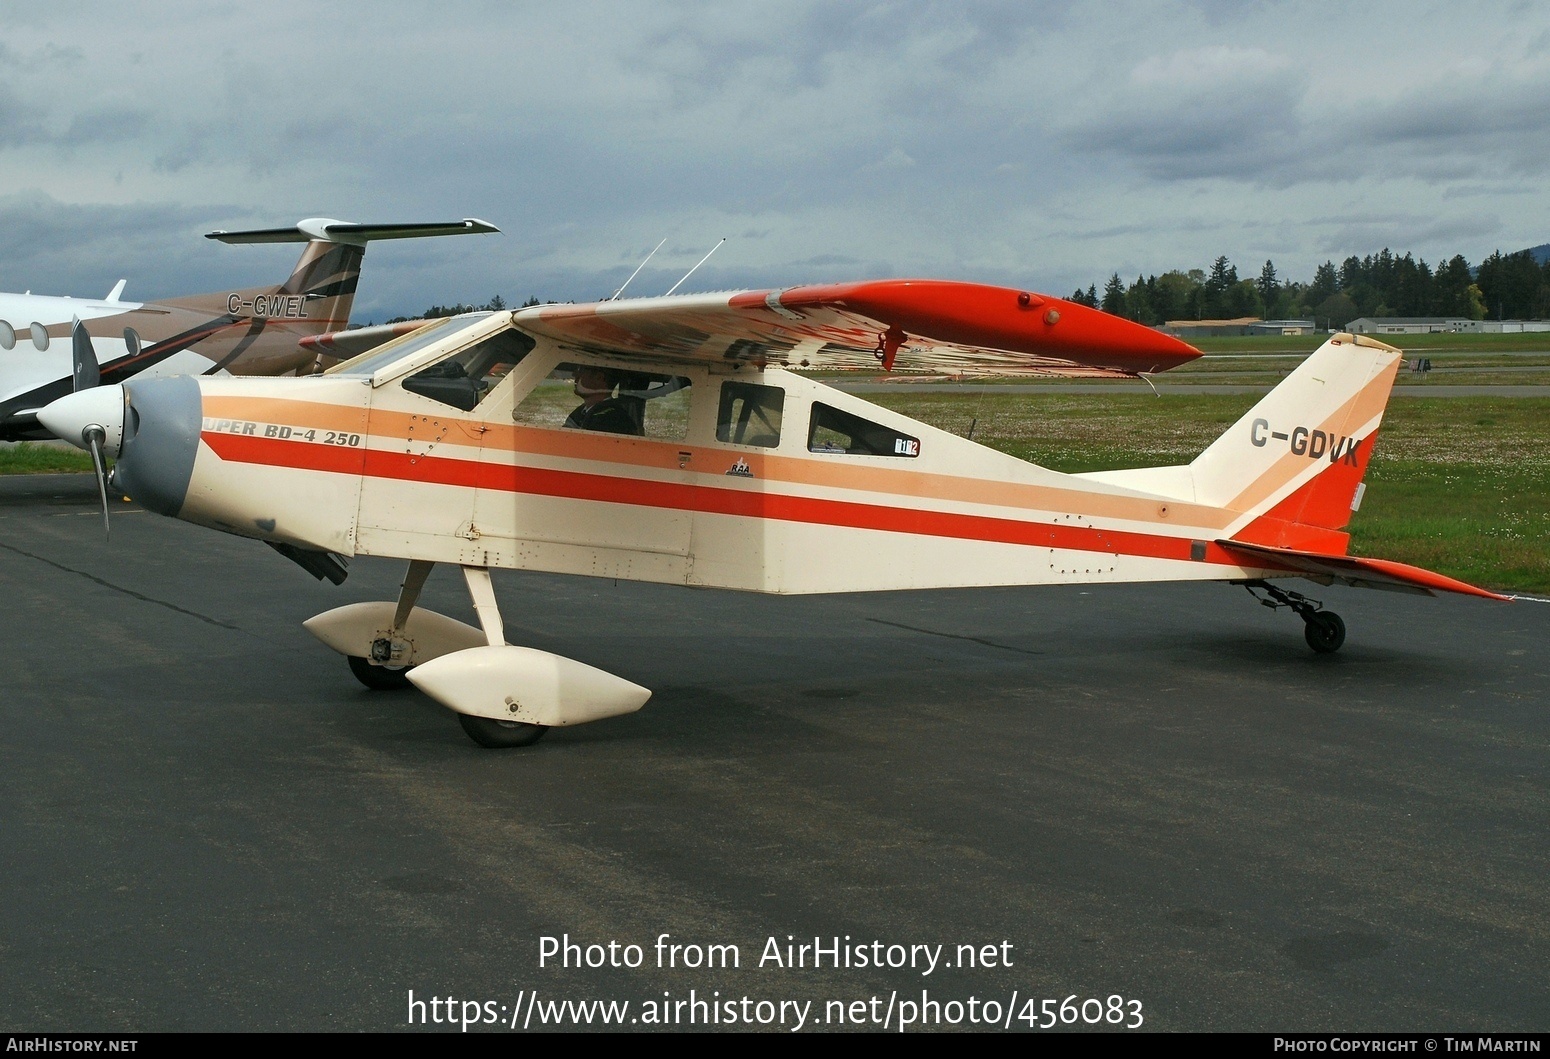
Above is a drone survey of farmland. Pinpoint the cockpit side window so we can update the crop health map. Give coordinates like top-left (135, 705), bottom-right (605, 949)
top-left (401, 328), bottom-right (536, 411)
top-left (512, 362), bottom-right (693, 439)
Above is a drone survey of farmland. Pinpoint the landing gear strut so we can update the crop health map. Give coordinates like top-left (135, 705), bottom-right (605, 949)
top-left (306, 564), bottom-right (647, 748)
top-left (1244, 581), bottom-right (1347, 654)
top-left (454, 565), bottom-right (549, 749)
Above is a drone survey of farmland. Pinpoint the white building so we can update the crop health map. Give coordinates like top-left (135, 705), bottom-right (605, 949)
top-left (1249, 319), bottom-right (1316, 335)
top-left (1346, 317), bottom-right (1475, 334)
top-left (1348, 317), bottom-right (1550, 334)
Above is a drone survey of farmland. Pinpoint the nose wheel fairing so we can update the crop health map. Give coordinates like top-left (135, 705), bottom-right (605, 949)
top-left (303, 600), bottom-right (489, 669)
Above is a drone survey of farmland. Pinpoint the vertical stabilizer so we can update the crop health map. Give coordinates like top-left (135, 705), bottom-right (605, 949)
top-left (275, 239), bottom-right (366, 331)
top-left (1187, 333), bottom-right (1401, 550)
top-left (199, 217), bottom-right (499, 334)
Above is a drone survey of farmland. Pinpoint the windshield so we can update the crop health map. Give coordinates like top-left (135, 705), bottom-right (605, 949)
top-left (325, 313), bottom-right (494, 378)
top-left (401, 328), bottom-right (536, 411)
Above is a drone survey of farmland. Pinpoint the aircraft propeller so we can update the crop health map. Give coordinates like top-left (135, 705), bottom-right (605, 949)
top-left (69, 317), bottom-right (111, 537)
top-left (72, 316), bottom-right (101, 391)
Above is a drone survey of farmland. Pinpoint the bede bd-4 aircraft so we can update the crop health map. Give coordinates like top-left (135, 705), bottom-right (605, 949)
top-left (38, 279), bottom-right (1507, 747)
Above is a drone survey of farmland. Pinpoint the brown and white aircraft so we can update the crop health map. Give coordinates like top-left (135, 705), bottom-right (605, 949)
top-left (0, 217), bottom-right (497, 440)
top-left (37, 281), bottom-right (1507, 747)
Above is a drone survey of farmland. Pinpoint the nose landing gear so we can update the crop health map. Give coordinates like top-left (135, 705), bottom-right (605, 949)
top-left (1245, 581), bottom-right (1347, 654)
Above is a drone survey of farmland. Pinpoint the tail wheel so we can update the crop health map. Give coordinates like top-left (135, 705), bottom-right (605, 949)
top-left (347, 654), bottom-right (415, 690)
top-left (457, 714), bottom-right (550, 749)
top-left (1304, 611), bottom-right (1346, 654)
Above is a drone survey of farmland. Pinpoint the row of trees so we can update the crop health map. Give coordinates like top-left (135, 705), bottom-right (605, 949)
top-left (375, 248), bottom-right (1550, 331)
top-left (384, 294), bottom-right (545, 324)
top-left (1069, 248), bottom-right (1550, 328)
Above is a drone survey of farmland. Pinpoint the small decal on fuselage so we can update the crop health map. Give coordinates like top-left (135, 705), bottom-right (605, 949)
top-left (226, 293), bottom-right (309, 318)
top-left (1250, 417), bottom-right (1360, 465)
top-left (201, 417), bottom-right (361, 447)
top-left (726, 457), bottom-right (753, 477)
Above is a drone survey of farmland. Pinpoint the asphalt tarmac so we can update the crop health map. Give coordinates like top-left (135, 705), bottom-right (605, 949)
top-left (2, 475), bottom-right (1547, 1033)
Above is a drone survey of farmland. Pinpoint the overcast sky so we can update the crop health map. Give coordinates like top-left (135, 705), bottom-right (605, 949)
top-left (1, 0), bottom-right (1547, 320)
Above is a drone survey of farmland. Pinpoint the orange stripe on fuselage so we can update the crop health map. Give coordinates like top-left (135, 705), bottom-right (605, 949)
top-left (200, 430), bottom-right (1242, 567)
top-left (202, 395), bottom-right (371, 434)
top-left (198, 394), bottom-right (1235, 531)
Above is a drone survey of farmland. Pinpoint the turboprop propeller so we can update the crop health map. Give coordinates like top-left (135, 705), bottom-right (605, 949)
top-left (44, 319), bottom-right (120, 536)
top-left (71, 316), bottom-right (100, 391)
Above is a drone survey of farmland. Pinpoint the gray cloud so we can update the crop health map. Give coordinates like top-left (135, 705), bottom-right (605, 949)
top-left (1345, 74), bottom-right (1550, 178)
top-left (61, 106), bottom-right (150, 146)
top-left (0, 81), bottom-right (48, 146)
top-left (0, 194), bottom-right (235, 297)
top-left (0, 1), bottom-right (1545, 315)
top-left (1313, 212), bottom-right (1507, 259)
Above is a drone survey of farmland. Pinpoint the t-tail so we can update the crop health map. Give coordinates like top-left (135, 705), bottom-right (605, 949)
top-left (158, 218), bottom-right (498, 337)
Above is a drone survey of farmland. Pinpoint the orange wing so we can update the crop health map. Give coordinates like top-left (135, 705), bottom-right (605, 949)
top-left (512, 280), bottom-right (1200, 378)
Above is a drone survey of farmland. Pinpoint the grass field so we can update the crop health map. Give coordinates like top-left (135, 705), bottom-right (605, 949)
top-left (4, 386), bottom-right (1544, 593)
top-left (0, 442), bottom-right (95, 475)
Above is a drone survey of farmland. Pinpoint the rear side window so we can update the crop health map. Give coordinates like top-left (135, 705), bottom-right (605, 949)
top-left (808, 403), bottom-right (919, 457)
top-left (717, 382), bottom-right (784, 447)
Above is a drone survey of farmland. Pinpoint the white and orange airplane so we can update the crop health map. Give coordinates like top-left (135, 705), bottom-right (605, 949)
top-left (37, 280), bottom-right (1506, 747)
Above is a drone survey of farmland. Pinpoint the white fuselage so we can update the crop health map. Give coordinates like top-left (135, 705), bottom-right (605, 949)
top-left (66, 313), bottom-right (1407, 602)
top-left (0, 291), bottom-right (221, 412)
top-left (175, 340), bottom-right (1273, 594)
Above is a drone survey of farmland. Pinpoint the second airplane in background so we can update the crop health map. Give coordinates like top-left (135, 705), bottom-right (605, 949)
top-left (0, 217), bottom-right (498, 440)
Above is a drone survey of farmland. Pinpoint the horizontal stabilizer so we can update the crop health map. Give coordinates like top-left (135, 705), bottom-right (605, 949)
top-left (1216, 539), bottom-right (1509, 600)
top-left (207, 218), bottom-right (499, 246)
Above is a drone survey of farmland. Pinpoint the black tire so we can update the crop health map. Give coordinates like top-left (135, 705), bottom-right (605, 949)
top-left (457, 713), bottom-right (550, 749)
top-left (348, 654), bottom-right (415, 690)
top-left (1304, 611), bottom-right (1346, 654)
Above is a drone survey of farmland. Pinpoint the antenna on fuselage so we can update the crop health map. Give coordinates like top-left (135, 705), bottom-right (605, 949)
top-left (610, 237), bottom-right (666, 301)
top-left (664, 238), bottom-right (726, 297)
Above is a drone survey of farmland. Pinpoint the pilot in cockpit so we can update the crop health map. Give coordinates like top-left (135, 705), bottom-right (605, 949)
top-left (563, 367), bottom-right (644, 435)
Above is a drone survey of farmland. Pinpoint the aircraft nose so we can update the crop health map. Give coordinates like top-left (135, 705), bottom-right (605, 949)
top-left (111, 376), bottom-right (203, 518)
top-left (37, 385), bottom-right (127, 456)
